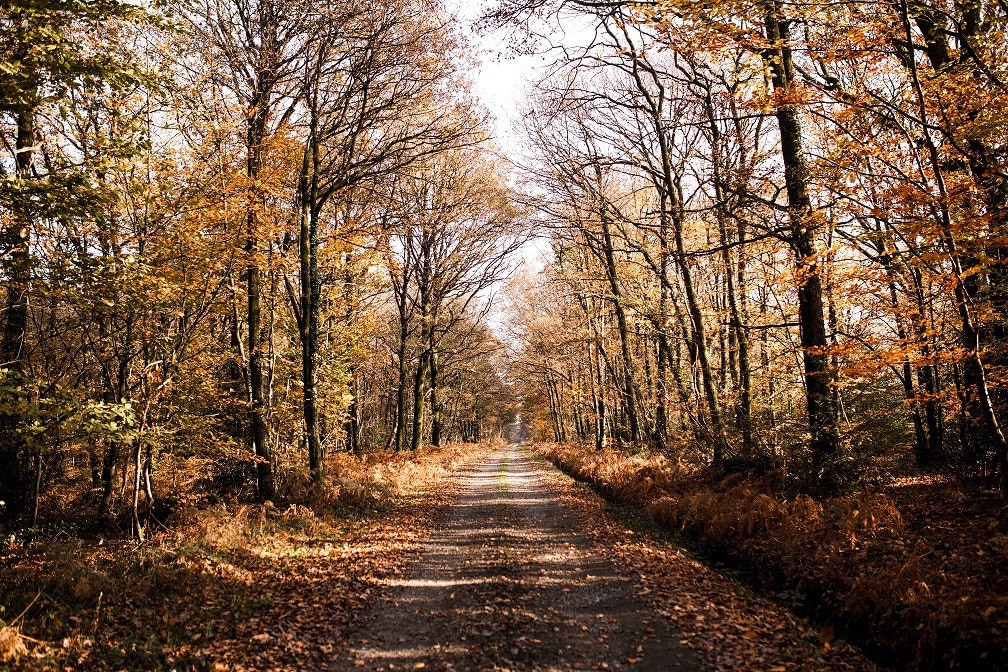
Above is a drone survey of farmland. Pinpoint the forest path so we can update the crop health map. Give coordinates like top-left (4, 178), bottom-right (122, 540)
top-left (334, 445), bottom-right (700, 672)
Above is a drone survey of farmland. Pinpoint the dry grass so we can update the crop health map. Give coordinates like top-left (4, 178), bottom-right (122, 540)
top-left (538, 443), bottom-right (692, 506)
top-left (0, 442), bottom-right (488, 670)
top-left (276, 443), bottom-right (479, 513)
top-left (534, 441), bottom-right (1007, 671)
top-left (0, 624), bottom-right (29, 663)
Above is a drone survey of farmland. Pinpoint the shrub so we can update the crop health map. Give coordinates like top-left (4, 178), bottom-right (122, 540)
top-left (533, 440), bottom-right (1006, 670)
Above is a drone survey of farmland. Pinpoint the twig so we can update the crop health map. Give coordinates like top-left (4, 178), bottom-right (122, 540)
top-left (91, 591), bottom-right (103, 639)
top-left (11, 590), bottom-right (41, 624)
top-left (15, 633), bottom-right (45, 645)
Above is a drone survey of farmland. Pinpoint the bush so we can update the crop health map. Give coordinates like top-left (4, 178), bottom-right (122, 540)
top-left (534, 440), bottom-right (1006, 671)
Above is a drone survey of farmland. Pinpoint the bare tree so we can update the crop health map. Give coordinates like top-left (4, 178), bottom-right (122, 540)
top-left (289, 0), bottom-right (472, 479)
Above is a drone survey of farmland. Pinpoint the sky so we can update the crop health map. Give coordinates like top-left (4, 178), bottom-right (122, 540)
top-left (446, 0), bottom-right (545, 152)
top-left (446, 0), bottom-right (600, 153)
top-left (441, 0), bottom-right (552, 331)
top-left (444, 0), bottom-right (584, 275)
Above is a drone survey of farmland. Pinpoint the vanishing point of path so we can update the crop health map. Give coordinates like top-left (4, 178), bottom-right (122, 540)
top-left (336, 445), bottom-right (701, 672)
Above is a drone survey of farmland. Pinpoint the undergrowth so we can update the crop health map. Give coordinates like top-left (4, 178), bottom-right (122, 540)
top-left (534, 441), bottom-right (1007, 671)
top-left (0, 442), bottom-right (487, 670)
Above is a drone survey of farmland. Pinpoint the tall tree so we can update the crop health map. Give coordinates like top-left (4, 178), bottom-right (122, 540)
top-left (0, 0), bottom-right (149, 523)
top-left (290, 0), bottom-right (470, 479)
top-left (180, 0), bottom-right (310, 501)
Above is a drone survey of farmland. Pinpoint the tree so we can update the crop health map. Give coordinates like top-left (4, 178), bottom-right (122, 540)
top-left (390, 146), bottom-right (522, 450)
top-left (0, 0), bottom-right (151, 523)
top-left (494, 0), bottom-right (1008, 495)
top-left (177, 0), bottom-right (310, 502)
top-left (289, 0), bottom-right (472, 479)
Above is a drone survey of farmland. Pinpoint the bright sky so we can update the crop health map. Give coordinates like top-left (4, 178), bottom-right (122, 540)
top-left (442, 0), bottom-right (551, 333)
top-left (447, 0), bottom-right (547, 153)
top-left (445, 0), bottom-right (591, 275)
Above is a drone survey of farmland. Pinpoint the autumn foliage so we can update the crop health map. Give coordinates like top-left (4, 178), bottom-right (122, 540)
top-left (535, 441), bottom-right (1007, 669)
top-left (1, 0), bottom-right (1008, 667)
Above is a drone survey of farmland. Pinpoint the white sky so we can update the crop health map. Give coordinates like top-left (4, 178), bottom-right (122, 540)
top-left (443, 0), bottom-right (612, 343)
top-left (445, 0), bottom-right (592, 275)
top-left (447, 0), bottom-right (547, 153)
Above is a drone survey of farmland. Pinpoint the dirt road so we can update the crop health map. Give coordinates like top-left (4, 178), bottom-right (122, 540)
top-left (336, 445), bottom-right (700, 671)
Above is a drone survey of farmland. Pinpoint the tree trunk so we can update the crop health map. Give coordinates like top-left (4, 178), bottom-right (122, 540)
top-left (704, 87), bottom-right (754, 457)
top-left (597, 212), bottom-right (642, 444)
top-left (344, 371), bottom-right (360, 452)
top-left (554, 378), bottom-right (567, 443)
top-left (584, 308), bottom-right (607, 451)
top-left (89, 447), bottom-right (101, 489)
top-left (3, 108), bottom-right (32, 368)
top-left (430, 348), bottom-right (442, 447)
top-left (669, 192), bottom-right (728, 464)
top-left (0, 107), bottom-right (35, 523)
top-left (546, 377), bottom-right (561, 443)
top-left (877, 242), bottom-right (937, 467)
top-left (888, 275), bottom-right (931, 465)
top-left (626, 49), bottom-right (728, 462)
top-left (298, 137), bottom-right (323, 481)
top-left (30, 449), bottom-right (41, 527)
top-left (393, 281), bottom-right (410, 451)
top-left (246, 96), bottom-right (275, 501)
top-left (411, 349), bottom-right (429, 451)
top-left (395, 341), bottom-right (409, 452)
top-left (914, 274), bottom-right (943, 462)
top-left (654, 231), bottom-right (669, 446)
top-left (764, 3), bottom-right (840, 490)
top-left (897, 0), bottom-right (1008, 491)
top-left (130, 439), bottom-right (144, 542)
top-left (98, 440), bottom-right (121, 525)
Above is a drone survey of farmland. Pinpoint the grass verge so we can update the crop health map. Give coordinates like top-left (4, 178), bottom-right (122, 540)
top-left (0, 442), bottom-right (489, 671)
top-left (532, 441), bottom-right (1007, 671)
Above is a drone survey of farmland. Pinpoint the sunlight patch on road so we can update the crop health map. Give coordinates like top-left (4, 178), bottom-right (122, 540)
top-left (351, 644), bottom-right (468, 659)
top-left (378, 577), bottom-right (491, 588)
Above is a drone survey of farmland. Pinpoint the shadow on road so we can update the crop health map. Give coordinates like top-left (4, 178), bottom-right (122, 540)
top-left (337, 446), bottom-right (700, 672)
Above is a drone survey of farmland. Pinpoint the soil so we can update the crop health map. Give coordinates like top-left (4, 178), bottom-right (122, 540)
top-left (336, 445), bottom-right (877, 672)
top-left (335, 445), bottom-right (701, 672)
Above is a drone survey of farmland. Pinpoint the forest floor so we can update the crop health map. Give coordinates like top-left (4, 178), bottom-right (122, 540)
top-left (0, 445), bottom-right (484, 671)
top-left (1, 443), bottom-right (879, 672)
top-left (336, 444), bottom-right (875, 672)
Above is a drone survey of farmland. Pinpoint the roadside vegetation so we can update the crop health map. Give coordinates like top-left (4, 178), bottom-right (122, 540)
top-left (0, 443), bottom-right (487, 669)
top-left (533, 442), bottom-right (1007, 670)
